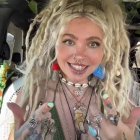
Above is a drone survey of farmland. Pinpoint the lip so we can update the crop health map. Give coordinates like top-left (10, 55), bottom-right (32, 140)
top-left (67, 62), bottom-right (88, 74)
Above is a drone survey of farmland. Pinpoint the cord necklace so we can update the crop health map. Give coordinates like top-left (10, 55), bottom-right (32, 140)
top-left (60, 81), bottom-right (94, 140)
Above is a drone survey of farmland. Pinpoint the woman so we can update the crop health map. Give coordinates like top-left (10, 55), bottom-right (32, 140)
top-left (9, 0), bottom-right (140, 139)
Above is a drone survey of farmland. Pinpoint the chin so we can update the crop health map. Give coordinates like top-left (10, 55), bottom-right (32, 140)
top-left (67, 74), bottom-right (88, 83)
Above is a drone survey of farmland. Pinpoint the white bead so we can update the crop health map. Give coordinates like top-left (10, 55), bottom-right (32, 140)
top-left (75, 83), bottom-right (81, 87)
top-left (82, 84), bottom-right (88, 88)
top-left (67, 81), bottom-right (73, 86)
top-left (61, 78), bottom-right (66, 83)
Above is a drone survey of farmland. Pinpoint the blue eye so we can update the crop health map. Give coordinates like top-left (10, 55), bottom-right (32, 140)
top-left (88, 41), bottom-right (100, 48)
top-left (62, 39), bottom-right (75, 46)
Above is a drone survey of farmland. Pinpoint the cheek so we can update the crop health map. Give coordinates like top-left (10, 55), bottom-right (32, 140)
top-left (89, 49), bottom-right (104, 64)
top-left (57, 47), bottom-right (65, 60)
top-left (56, 47), bottom-right (70, 65)
top-left (57, 46), bottom-right (74, 61)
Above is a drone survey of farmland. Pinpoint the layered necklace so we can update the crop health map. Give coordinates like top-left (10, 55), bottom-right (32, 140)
top-left (59, 77), bottom-right (95, 140)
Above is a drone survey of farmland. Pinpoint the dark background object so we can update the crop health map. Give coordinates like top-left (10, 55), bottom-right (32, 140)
top-left (0, 0), bottom-right (35, 61)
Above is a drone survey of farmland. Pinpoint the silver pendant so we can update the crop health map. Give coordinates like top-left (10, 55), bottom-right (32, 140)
top-left (74, 88), bottom-right (84, 96)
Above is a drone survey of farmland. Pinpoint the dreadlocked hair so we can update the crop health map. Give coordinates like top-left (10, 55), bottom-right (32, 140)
top-left (21, 0), bottom-right (133, 120)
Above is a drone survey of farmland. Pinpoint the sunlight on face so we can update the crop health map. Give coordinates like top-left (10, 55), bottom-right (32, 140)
top-left (57, 17), bottom-right (104, 83)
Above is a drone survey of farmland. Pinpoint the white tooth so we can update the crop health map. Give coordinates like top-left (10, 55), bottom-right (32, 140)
top-left (71, 64), bottom-right (85, 71)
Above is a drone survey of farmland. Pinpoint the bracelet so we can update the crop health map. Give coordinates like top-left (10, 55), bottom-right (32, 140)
top-left (88, 125), bottom-right (101, 140)
top-left (92, 114), bottom-right (103, 127)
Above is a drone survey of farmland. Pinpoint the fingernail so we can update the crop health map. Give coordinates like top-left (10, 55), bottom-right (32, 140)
top-left (47, 102), bottom-right (54, 108)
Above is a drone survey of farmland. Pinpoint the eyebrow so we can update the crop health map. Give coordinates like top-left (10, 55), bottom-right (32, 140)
top-left (62, 34), bottom-right (78, 40)
top-left (62, 33), bottom-right (102, 42)
top-left (87, 36), bottom-right (102, 42)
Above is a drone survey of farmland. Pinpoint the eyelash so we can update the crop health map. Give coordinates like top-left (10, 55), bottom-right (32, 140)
top-left (62, 39), bottom-right (75, 46)
top-left (88, 41), bottom-right (101, 48)
top-left (62, 39), bottom-right (101, 48)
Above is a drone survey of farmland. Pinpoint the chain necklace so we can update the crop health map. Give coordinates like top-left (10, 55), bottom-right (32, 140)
top-left (60, 81), bottom-right (94, 140)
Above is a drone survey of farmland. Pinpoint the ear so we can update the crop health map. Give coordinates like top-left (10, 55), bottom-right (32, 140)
top-left (7, 102), bottom-right (25, 126)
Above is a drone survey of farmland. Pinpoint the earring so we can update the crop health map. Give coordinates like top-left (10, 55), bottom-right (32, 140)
top-left (93, 65), bottom-right (105, 80)
top-left (52, 63), bottom-right (60, 81)
top-left (52, 63), bottom-right (60, 71)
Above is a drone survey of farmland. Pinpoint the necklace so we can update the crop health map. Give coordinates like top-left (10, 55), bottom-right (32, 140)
top-left (63, 82), bottom-right (89, 103)
top-left (59, 83), bottom-right (73, 140)
top-left (60, 81), bottom-right (94, 140)
top-left (59, 73), bottom-right (90, 96)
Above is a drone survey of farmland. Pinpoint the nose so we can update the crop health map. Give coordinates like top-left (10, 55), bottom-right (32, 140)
top-left (75, 45), bottom-right (86, 56)
top-left (73, 46), bottom-right (86, 64)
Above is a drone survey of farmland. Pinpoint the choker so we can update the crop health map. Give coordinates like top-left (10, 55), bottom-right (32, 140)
top-left (59, 73), bottom-right (90, 88)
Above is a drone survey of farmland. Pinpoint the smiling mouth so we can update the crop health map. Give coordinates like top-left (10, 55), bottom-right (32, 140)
top-left (68, 63), bottom-right (88, 74)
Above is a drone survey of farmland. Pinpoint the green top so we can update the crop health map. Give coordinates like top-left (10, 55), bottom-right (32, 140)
top-left (51, 106), bottom-right (65, 140)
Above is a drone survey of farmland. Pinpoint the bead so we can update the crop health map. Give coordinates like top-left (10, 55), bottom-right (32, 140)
top-left (61, 78), bottom-right (66, 83)
top-left (52, 63), bottom-right (60, 71)
top-left (102, 93), bottom-right (109, 100)
top-left (75, 83), bottom-right (81, 87)
top-left (67, 81), bottom-right (73, 86)
top-left (104, 98), bottom-right (112, 105)
top-left (82, 83), bottom-right (88, 88)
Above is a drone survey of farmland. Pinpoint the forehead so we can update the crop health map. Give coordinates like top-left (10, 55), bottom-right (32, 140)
top-left (60, 17), bottom-right (104, 39)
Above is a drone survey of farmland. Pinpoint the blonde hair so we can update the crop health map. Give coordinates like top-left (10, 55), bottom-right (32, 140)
top-left (22, 0), bottom-right (133, 119)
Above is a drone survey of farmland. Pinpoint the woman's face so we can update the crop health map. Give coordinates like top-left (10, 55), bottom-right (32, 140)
top-left (56, 17), bottom-right (104, 83)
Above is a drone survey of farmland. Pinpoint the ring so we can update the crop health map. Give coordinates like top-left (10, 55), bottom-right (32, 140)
top-left (108, 112), bottom-right (120, 126)
top-left (92, 114), bottom-right (103, 127)
top-left (88, 125), bottom-right (101, 140)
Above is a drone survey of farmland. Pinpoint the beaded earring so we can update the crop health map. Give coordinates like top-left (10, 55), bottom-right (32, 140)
top-left (52, 63), bottom-right (60, 71)
top-left (101, 91), bottom-right (120, 126)
top-left (52, 63), bottom-right (60, 80)
top-left (93, 65), bottom-right (105, 80)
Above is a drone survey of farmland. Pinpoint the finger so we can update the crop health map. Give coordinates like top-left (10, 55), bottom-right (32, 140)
top-left (42, 102), bottom-right (54, 114)
top-left (88, 111), bottom-right (122, 139)
top-left (35, 102), bottom-right (54, 120)
top-left (7, 102), bottom-right (25, 125)
top-left (125, 107), bottom-right (140, 128)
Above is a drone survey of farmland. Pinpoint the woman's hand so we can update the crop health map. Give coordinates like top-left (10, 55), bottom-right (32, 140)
top-left (8, 102), bottom-right (54, 140)
top-left (89, 107), bottom-right (140, 140)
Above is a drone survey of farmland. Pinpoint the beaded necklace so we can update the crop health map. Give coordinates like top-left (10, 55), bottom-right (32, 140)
top-left (59, 73), bottom-right (90, 96)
